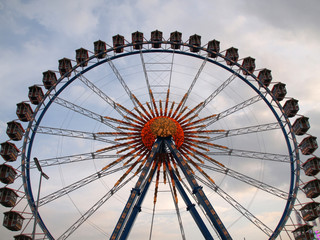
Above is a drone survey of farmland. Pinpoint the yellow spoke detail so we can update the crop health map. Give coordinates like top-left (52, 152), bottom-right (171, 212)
top-left (177, 102), bottom-right (204, 122)
top-left (182, 125), bottom-right (206, 131)
top-left (174, 106), bottom-right (188, 120)
top-left (116, 142), bottom-right (143, 154)
top-left (180, 146), bottom-right (204, 164)
top-left (183, 134), bottom-right (210, 139)
top-left (171, 93), bottom-right (187, 119)
top-left (104, 116), bottom-right (142, 129)
top-left (116, 103), bottom-right (145, 123)
top-left (96, 132), bottom-right (138, 136)
top-left (181, 113), bottom-right (217, 127)
top-left (184, 129), bottom-right (225, 134)
top-left (159, 100), bottom-right (163, 116)
top-left (184, 141), bottom-right (209, 152)
top-left (168, 101), bottom-right (175, 118)
top-left (164, 89), bottom-right (170, 116)
top-left (146, 101), bottom-right (156, 118)
top-left (150, 89), bottom-right (159, 117)
top-left (114, 135), bottom-right (141, 141)
top-left (102, 150), bottom-right (135, 171)
top-left (117, 126), bottom-right (141, 131)
top-left (132, 94), bottom-right (152, 120)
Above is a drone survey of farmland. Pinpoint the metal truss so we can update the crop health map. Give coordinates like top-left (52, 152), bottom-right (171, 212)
top-left (17, 38), bottom-right (300, 240)
top-left (199, 163), bottom-right (287, 199)
top-left (195, 69), bottom-right (240, 116)
top-left (106, 56), bottom-right (139, 109)
top-left (52, 96), bottom-right (121, 132)
top-left (57, 172), bottom-right (137, 240)
top-left (200, 92), bottom-right (266, 130)
top-left (195, 176), bottom-right (274, 236)
top-left (33, 125), bottom-right (117, 144)
top-left (77, 73), bottom-right (125, 117)
top-left (139, 50), bottom-right (153, 108)
top-left (205, 148), bottom-right (290, 163)
top-left (31, 151), bottom-right (123, 168)
top-left (208, 122), bottom-right (281, 141)
top-left (39, 163), bottom-right (132, 206)
top-left (179, 57), bottom-right (208, 112)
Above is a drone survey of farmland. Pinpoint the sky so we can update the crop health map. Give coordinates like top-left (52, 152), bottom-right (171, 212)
top-left (1, 0), bottom-right (320, 239)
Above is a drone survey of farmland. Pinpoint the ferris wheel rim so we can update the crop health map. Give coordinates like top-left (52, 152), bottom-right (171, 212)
top-left (20, 39), bottom-right (300, 239)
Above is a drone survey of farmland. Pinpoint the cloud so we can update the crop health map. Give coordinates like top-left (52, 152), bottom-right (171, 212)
top-left (1, 0), bottom-right (320, 239)
top-left (5, 0), bottom-right (105, 37)
top-left (239, 0), bottom-right (320, 39)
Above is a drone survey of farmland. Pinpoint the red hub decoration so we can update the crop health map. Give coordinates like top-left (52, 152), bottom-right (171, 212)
top-left (141, 116), bottom-right (184, 150)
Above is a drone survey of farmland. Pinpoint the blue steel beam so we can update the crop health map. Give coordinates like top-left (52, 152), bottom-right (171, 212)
top-left (168, 161), bottom-right (214, 240)
top-left (119, 157), bottom-right (159, 240)
top-left (110, 138), bottom-right (163, 240)
top-left (165, 138), bottom-right (232, 240)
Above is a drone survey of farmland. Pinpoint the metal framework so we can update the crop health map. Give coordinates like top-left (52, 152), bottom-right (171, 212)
top-left (2, 31), bottom-right (316, 240)
top-left (24, 47), bottom-right (299, 239)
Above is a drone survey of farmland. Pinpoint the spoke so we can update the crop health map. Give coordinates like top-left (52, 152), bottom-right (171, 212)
top-left (57, 173), bottom-right (136, 240)
top-left (207, 122), bottom-right (281, 141)
top-left (31, 151), bottom-right (125, 168)
top-left (149, 204), bottom-right (156, 240)
top-left (200, 92), bottom-right (266, 130)
top-left (106, 56), bottom-right (139, 109)
top-left (167, 50), bottom-right (175, 90)
top-left (164, 50), bottom-right (175, 116)
top-left (166, 169), bottom-right (186, 240)
top-left (194, 69), bottom-right (240, 117)
top-left (205, 148), bottom-right (290, 163)
top-left (195, 175), bottom-right (274, 236)
top-left (140, 50), bottom-right (153, 110)
top-left (76, 73), bottom-right (125, 117)
top-left (179, 58), bottom-right (207, 113)
top-left (52, 96), bottom-right (122, 132)
top-left (39, 164), bottom-right (132, 206)
top-left (34, 125), bottom-right (117, 144)
top-left (199, 163), bottom-right (288, 199)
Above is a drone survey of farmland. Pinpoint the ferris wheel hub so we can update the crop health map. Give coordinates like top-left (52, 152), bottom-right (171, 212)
top-left (141, 116), bottom-right (184, 149)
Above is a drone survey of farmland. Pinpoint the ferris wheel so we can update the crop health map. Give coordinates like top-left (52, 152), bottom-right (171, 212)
top-left (1, 30), bottom-right (319, 240)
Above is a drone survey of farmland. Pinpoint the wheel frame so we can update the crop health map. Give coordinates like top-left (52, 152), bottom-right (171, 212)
top-left (20, 38), bottom-right (300, 239)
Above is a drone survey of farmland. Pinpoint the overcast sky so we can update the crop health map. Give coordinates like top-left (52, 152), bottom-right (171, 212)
top-left (1, 0), bottom-right (320, 239)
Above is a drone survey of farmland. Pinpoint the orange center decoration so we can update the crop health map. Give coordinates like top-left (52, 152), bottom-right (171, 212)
top-left (141, 116), bottom-right (184, 150)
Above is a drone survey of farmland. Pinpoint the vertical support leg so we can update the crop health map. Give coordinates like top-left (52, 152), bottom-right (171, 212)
top-left (119, 160), bottom-right (158, 240)
top-left (110, 138), bottom-right (163, 240)
top-left (168, 162), bottom-right (214, 240)
top-left (165, 138), bottom-right (232, 240)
